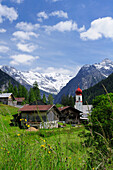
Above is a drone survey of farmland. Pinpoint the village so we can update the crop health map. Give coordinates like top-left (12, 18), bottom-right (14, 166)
top-left (0, 86), bottom-right (92, 130)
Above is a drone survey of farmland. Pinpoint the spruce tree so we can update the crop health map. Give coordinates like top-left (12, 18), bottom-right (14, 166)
top-left (42, 93), bottom-right (46, 104)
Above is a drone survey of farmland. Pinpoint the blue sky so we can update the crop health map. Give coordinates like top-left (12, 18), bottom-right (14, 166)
top-left (1, 0), bottom-right (113, 75)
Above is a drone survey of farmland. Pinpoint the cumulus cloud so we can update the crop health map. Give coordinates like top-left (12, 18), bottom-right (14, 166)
top-left (37, 10), bottom-right (68, 22)
top-left (0, 28), bottom-right (6, 33)
top-left (44, 20), bottom-right (78, 33)
top-left (17, 43), bottom-right (37, 52)
top-left (80, 17), bottom-right (113, 40)
top-left (0, 45), bottom-right (9, 53)
top-left (10, 54), bottom-right (39, 65)
top-left (37, 11), bottom-right (48, 20)
top-left (50, 10), bottom-right (68, 18)
top-left (0, 4), bottom-right (18, 23)
top-left (12, 31), bottom-right (38, 41)
top-left (16, 22), bottom-right (40, 31)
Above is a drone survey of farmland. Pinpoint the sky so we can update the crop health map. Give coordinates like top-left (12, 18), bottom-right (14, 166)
top-left (1, 0), bottom-right (113, 76)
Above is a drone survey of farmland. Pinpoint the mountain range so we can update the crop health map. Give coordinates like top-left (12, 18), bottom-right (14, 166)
top-left (1, 58), bottom-right (113, 103)
top-left (55, 58), bottom-right (113, 103)
top-left (0, 69), bottom-right (20, 91)
top-left (0, 65), bottom-right (73, 95)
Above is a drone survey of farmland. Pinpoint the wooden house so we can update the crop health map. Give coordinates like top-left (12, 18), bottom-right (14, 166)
top-left (18, 105), bottom-right (61, 129)
top-left (58, 106), bottom-right (81, 124)
top-left (15, 97), bottom-right (25, 105)
top-left (0, 93), bottom-right (15, 106)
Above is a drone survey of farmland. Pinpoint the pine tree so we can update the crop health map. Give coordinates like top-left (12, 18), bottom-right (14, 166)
top-left (7, 81), bottom-right (14, 93)
top-left (33, 81), bottom-right (41, 100)
top-left (48, 94), bottom-right (54, 105)
top-left (42, 94), bottom-right (46, 104)
top-left (18, 84), bottom-right (23, 97)
top-left (13, 86), bottom-right (18, 97)
top-left (29, 88), bottom-right (35, 103)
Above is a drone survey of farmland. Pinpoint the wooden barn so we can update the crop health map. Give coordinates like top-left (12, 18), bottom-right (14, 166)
top-left (0, 93), bottom-right (15, 106)
top-left (58, 106), bottom-right (81, 124)
top-left (18, 105), bottom-right (61, 129)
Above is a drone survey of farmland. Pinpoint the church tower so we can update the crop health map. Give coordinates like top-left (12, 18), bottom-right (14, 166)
top-left (74, 86), bottom-right (83, 112)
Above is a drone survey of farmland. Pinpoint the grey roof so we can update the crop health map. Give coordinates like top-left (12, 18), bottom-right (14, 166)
top-left (0, 93), bottom-right (13, 98)
top-left (82, 105), bottom-right (92, 114)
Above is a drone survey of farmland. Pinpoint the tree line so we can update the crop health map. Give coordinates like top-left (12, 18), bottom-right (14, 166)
top-left (5, 81), bottom-right (54, 105)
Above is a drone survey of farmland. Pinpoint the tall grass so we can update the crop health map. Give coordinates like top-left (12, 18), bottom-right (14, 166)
top-left (0, 103), bottom-right (112, 169)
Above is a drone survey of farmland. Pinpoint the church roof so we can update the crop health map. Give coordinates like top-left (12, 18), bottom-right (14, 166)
top-left (76, 87), bottom-right (82, 95)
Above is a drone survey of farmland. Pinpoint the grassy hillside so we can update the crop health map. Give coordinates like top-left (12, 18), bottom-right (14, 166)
top-left (0, 104), bottom-right (112, 169)
top-left (82, 72), bottom-right (113, 104)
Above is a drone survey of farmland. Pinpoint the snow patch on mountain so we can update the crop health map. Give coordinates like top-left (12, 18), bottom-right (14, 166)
top-left (0, 65), bottom-right (73, 94)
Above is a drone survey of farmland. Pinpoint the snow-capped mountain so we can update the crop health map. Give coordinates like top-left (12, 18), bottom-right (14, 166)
top-left (0, 65), bottom-right (73, 95)
top-left (55, 58), bottom-right (113, 103)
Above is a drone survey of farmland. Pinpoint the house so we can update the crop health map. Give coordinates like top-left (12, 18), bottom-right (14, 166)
top-left (58, 106), bottom-right (81, 124)
top-left (18, 105), bottom-right (61, 129)
top-left (15, 97), bottom-right (25, 105)
top-left (0, 93), bottom-right (16, 106)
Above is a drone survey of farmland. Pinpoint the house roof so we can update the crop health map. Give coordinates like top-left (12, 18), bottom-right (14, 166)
top-left (18, 105), bottom-right (54, 112)
top-left (58, 106), bottom-right (82, 113)
top-left (58, 106), bottom-right (70, 111)
top-left (0, 93), bottom-right (13, 98)
top-left (15, 98), bottom-right (25, 102)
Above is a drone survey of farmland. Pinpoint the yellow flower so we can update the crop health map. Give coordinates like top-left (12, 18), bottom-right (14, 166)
top-left (43, 140), bottom-right (45, 142)
top-left (7, 151), bottom-right (10, 154)
top-left (48, 151), bottom-right (51, 154)
top-left (27, 125), bottom-right (30, 127)
top-left (41, 145), bottom-right (45, 148)
top-left (92, 168), bottom-right (94, 170)
top-left (1, 147), bottom-right (3, 149)
top-left (17, 134), bottom-right (20, 136)
top-left (25, 119), bottom-right (27, 122)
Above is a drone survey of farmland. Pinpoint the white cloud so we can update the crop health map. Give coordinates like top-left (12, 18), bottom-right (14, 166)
top-left (10, 54), bottom-right (39, 65)
top-left (37, 10), bottom-right (68, 22)
top-left (50, 10), bottom-right (68, 18)
top-left (0, 28), bottom-right (6, 33)
top-left (17, 43), bottom-right (37, 52)
top-left (11, 0), bottom-right (24, 3)
top-left (12, 31), bottom-right (38, 41)
top-left (0, 45), bottom-right (9, 53)
top-left (37, 11), bottom-right (48, 20)
top-left (80, 17), bottom-right (113, 40)
top-left (44, 20), bottom-right (78, 33)
top-left (0, 4), bottom-right (18, 23)
top-left (16, 22), bottom-right (40, 31)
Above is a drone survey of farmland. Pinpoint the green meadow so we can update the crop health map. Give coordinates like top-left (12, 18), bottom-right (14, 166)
top-left (0, 104), bottom-right (112, 169)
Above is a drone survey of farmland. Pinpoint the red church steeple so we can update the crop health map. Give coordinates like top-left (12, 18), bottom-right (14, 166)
top-left (75, 85), bottom-right (82, 95)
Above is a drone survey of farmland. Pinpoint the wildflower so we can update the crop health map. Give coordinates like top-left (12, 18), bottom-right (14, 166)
top-left (48, 151), bottom-right (51, 154)
top-left (27, 125), bottom-right (30, 128)
top-left (25, 119), bottom-right (27, 122)
top-left (1, 147), bottom-right (3, 149)
top-left (92, 168), bottom-right (94, 170)
top-left (43, 140), bottom-right (45, 142)
top-left (7, 151), bottom-right (10, 154)
top-left (41, 145), bottom-right (45, 148)
top-left (17, 134), bottom-right (20, 136)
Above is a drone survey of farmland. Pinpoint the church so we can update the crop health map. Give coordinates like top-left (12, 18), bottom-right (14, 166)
top-left (74, 86), bottom-right (92, 121)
